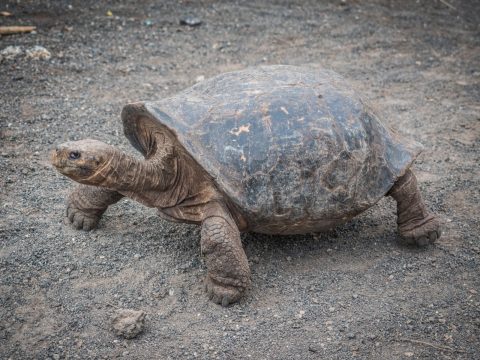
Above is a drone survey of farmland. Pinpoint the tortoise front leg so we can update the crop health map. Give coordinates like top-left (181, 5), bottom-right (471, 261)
top-left (66, 185), bottom-right (124, 230)
top-left (388, 169), bottom-right (442, 246)
top-left (201, 216), bottom-right (251, 306)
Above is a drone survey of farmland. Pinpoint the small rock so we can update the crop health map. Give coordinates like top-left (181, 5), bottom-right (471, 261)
top-left (0, 46), bottom-right (23, 61)
top-left (26, 46), bottom-right (51, 60)
top-left (251, 255), bottom-right (260, 264)
top-left (308, 344), bottom-right (320, 353)
top-left (52, 354), bottom-right (60, 360)
top-left (404, 352), bottom-right (414, 357)
top-left (195, 75), bottom-right (205, 83)
top-left (179, 16), bottom-right (202, 27)
top-left (347, 333), bottom-right (356, 339)
top-left (111, 309), bottom-right (146, 339)
top-left (296, 310), bottom-right (305, 319)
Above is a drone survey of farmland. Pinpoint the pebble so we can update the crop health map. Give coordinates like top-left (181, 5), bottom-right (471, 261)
top-left (111, 309), bottom-right (146, 339)
top-left (347, 333), bottom-right (356, 339)
top-left (296, 310), bottom-right (305, 318)
top-left (26, 46), bottom-right (52, 60)
top-left (0, 46), bottom-right (23, 60)
top-left (308, 344), bottom-right (320, 353)
top-left (179, 16), bottom-right (202, 27)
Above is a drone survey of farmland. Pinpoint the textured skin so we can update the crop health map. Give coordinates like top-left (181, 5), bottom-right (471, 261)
top-left (388, 169), bottom-right (442, 246)
top-left (127, 65), bottom-right (424, 234)
top-left (201, 216), bottom-right (251, 306)
top-left (66, 185), bottom-right (123, 230)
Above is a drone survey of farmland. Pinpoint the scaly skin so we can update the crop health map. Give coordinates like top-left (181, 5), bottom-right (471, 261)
top-left (66, 185), bottom-right (123, 230)
top-left (388, 169), bottom-right (442, 246)
top-left (201, 215), bottom-right (251, 306)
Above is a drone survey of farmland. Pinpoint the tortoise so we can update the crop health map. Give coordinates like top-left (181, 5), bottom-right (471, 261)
top-left (51, 65), bottom-right (442, 306)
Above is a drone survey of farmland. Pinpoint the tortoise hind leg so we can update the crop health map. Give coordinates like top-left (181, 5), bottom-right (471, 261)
top-left (201, 215), bottom-right (251, 306)
top-left (388, 169), bottom-right (442, 246)
top-left (66, 185), bottom-right (124, 230)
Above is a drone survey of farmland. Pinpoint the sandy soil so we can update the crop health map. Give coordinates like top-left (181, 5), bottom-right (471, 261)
top-left (1, 1), bottom-right (479, 359)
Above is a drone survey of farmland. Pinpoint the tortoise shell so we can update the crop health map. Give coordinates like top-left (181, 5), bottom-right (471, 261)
top-left (124, 65), bottom-right (423, 234)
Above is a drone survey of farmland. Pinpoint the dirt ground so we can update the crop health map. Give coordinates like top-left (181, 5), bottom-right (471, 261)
top-left (1, 1), bottom-right (479, 359)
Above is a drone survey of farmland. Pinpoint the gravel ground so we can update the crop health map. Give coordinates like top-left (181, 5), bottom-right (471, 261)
top-left (1, 1), bottom-right (479, 359)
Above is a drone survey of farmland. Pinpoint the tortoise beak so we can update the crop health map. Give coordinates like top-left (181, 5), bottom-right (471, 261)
top-left (51, 146), bottom-right (66, 169)
top-left (50, 148), bottom-right (60, 167)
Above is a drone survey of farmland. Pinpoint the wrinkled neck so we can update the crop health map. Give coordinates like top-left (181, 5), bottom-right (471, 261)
top-left (92, 148), bottom-right (175, 192)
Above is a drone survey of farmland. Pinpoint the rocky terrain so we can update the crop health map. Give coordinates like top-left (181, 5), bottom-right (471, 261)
top-left (0, 0), bottom-right (479, 359)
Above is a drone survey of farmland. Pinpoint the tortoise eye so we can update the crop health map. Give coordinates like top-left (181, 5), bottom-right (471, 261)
top-left (69, 151), bottom-right (81, 160)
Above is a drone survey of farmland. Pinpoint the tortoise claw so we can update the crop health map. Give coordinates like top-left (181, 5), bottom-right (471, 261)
top-left (399, 215), bottom-right (442, 247)
top-left (66, 203), bottom-right (100, 231)
top-left (204, 275), bottom-right (244, 307)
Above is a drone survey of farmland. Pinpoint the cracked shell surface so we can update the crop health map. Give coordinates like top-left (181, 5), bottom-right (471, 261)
top-left (124, 65), bottom-right (423, 234)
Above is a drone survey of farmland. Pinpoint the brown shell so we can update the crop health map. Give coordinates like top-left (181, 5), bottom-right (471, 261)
top-left (123, 65), bottom-right (423, 233)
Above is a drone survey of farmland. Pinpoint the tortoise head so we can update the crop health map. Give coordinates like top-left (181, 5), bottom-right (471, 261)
top-left (51, 139), bottom-right (115, 184)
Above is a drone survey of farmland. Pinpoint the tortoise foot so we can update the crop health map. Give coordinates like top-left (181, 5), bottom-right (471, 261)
top-left (204, 274), bottom-right (246, 307)
top-left (201, 214), bottom-right (251, 306)
top-left (399, 214), bottom-right (442, 246)
top-left (64, 185), bottom-right (123, 231)
top-left (66, 202), bottom-right (101, 231)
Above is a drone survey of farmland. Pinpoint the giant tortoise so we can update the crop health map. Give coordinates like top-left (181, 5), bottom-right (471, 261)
top-left (51, 65), bottom-right (442, 306)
